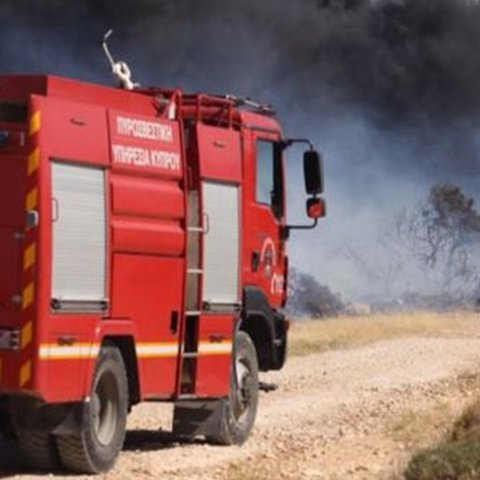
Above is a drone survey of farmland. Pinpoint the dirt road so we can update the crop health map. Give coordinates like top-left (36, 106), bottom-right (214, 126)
top-left (2, 333), bottom-right (480, 479)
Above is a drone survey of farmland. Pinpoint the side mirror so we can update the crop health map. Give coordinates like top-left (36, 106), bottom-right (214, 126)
top-left (304, 150), bottom-right (324, 195)
top-left (306, 198), bottom-right (326, 219)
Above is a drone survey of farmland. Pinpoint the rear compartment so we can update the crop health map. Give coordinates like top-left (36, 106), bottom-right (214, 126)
top-left (0, 103), bottom-right (30, 391)
top-left (0, 155), bottom-right (26, 311)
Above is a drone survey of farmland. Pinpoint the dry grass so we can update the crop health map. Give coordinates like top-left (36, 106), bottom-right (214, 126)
top-left (404, 401), bottom-right (480, 480)
top-left (389, 373), bottom-right (480, 449)
top-left (224, 461), bottom-right (274, 480)
top-left (288, 311), bottom-right (479, 357)
top-left (389, 401), bottom-right (454, 448)
top-left (405, 441), bottom-right (480, 480)
top-left (402, 382), bottom-right (480, 479)
top-left (451, 399), bottom-right (480, 442)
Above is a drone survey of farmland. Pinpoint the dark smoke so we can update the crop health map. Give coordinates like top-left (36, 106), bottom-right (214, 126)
top-left (1, 0), bottom-right (480, 298)
top-left (0, 0), bottom-right (479, 176)
top-left (2, 1), bottom-right (480, 113)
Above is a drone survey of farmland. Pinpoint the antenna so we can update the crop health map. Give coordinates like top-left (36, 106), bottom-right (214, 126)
top-left (102, 29), bottom-right (140, 90)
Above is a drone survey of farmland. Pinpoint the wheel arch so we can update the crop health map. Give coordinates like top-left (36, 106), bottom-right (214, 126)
top-left (241, 286), bottom-right (286, 372)
top-left (102, 335), bottom-right (141, 407)
top-left (240, 313), bottom-right (273, 372)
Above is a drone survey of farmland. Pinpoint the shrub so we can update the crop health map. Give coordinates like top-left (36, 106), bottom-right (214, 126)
top-left (287, 268), bottom-right (345, 318)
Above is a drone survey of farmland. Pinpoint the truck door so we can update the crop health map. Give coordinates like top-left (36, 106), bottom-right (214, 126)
top-left (244, 130), bottom-right (286, 308)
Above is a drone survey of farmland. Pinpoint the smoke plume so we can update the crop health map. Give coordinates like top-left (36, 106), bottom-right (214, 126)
top-left (1, 0), bottom-right (480, 299)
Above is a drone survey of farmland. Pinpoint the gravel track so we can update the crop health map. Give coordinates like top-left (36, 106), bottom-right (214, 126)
top-left (2, 334), bottom-right (480, 479)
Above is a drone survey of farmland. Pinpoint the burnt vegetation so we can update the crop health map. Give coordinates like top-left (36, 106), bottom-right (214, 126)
top-left (394, 184), bottom-right (480, 301)
top-left (287, 269), bottom-right (345, 318)
top-left (346, 183), bottom-right (480, 312)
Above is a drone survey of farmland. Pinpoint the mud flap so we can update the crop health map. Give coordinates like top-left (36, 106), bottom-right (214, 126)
top-left (172, 399), bottom-right (227, 438)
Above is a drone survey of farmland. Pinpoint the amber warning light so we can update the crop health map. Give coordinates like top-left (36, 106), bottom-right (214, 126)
top-left (307, 197), bottom-right (326, 219)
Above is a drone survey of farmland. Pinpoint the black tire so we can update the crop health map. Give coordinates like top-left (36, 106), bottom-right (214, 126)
top-left (207, 331), bottom-right (259, 445)
top-left (17, 431), bottom-right (59, 471)
top-left (0, 401), bottom-right (16, 440)
top-left (56, 345), bottom-right (128, 474)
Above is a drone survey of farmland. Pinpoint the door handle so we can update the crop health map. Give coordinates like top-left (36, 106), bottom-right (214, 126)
top-left (170, 311), bottom-right (179, 334)
top-left (252, 251), bottom-right (260, 272)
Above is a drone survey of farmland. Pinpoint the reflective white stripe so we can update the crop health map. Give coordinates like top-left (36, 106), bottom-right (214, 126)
top-left (198, 342), bottom-right (232, 355)
top-left (136, 344), bottom-right (179, 358)
top-left (38, 341), bottom-right (232, 360)
top-left (39, 344), bottom-right (100, 360)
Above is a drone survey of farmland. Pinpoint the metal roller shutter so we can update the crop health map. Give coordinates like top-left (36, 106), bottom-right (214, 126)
top-left (52, 162), bottom-right (107, 307)
top-left (202, 181), bottom-right (240, 307)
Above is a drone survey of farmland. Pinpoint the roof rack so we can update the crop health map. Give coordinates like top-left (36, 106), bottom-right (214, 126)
top-left (169, 92), bottom-right (276, 127)
top-left (223, 95), bottom-right (276, 117)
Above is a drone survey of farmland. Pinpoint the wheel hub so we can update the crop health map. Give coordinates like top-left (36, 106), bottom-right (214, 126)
top-left (92, 371), bottom-right (118, 446)
top-left (233, 359), bottom-right (252, 422)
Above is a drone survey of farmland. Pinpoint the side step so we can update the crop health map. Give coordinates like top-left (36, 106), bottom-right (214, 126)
top-left (259, 381), bottom-right (278, 393)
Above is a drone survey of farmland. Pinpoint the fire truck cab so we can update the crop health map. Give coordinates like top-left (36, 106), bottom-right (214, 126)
top-left (0, 75), bottom-right (324, 473)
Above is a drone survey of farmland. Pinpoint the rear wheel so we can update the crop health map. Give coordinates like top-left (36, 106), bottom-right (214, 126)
top-left (207, 331), bottom-right (259, 445)
top-left (0, 399), bottom-right (16, 440)
top-left (17, 431), bottom-right (59, 471)
top-left (56, 345), bottom-right (128, 473)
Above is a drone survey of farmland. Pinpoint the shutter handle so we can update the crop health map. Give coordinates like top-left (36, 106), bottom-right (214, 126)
top-left (52, 197), bottom-right (59, 222)
top-left (202, 213), bottom-right (210, 234)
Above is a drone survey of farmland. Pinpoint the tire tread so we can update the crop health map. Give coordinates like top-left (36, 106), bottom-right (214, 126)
top-left (57, 434), bottom-right (94, 473)
top-left (18, 430), bottom-right (59, 471)
top-left (207, 331), bottom-right (259, 446)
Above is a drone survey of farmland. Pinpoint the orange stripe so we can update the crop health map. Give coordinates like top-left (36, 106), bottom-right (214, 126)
top-left (29, 111), bottom-right (41, 136)
top-left (24, 243), bottom-right (36, 271)
top-left (22, 283), bottom-right (34, 310)
top-left (21, 321), bottom-right (33, 349)
top-left (28, 148), bottom-right (40, 175)
top-left (25, 187), bottom-right (38, 211)
top-left (19, 361), bottom-right (32, 387)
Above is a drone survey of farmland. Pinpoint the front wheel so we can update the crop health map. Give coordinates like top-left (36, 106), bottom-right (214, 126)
top-left (207, 331), bottom-right (259, 445)
top-left (56, 345), bottom-right (128, 473)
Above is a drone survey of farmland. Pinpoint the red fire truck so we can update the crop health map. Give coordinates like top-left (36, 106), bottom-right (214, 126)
top-left (0, 63), bottom-right (324, 472)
